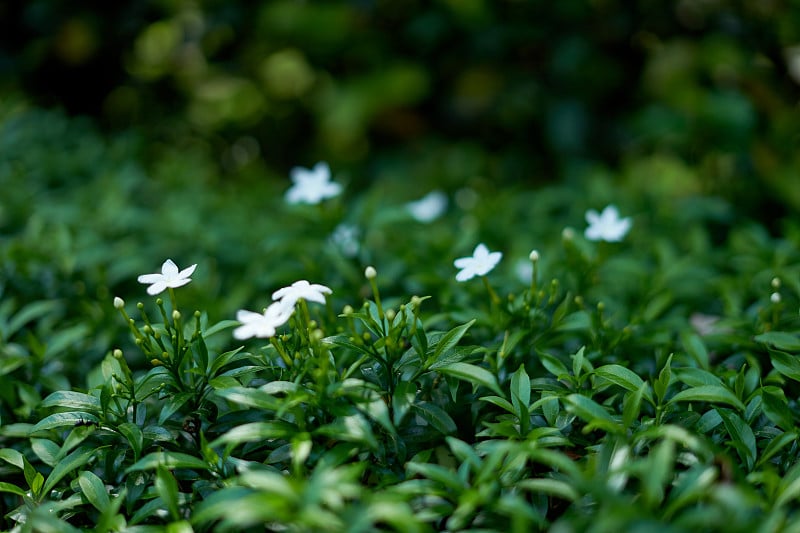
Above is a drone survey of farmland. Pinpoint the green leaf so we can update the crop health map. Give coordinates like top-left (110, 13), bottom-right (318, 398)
top-left (594, 364), bottom-right (653, 405)
top-left (210, 421), bottom-right (297, 448)
top-left (406, 462), bottom-right (466, 491)
top-left (158, 392), bottom-right (193, 425)
top-left (412, 402), bottom-right (457, 435)
top-left (654, 354), bottom-right (673, 404)
top-left (717, 409), bottom-right (756, 470)
top-left (511, 364), bottom-right (531, 413)
top-left (539, 353), bottom-right (569, 379)
top-left (79, 471), bottom-right (110, 513)
top-left (126, 451), bottom-right (210, 473)
top-left (425, 320), bottom-right (475, 369)
top-left (669, 385), bottom-right (745, 411)
top-left (156, 465), bottom-right (181, 521)
top-left (681, 331), bottom-right (710, 369)
top-left (0, 448), bottom-right (25, 469)
top-left (571, 346), bottom-right (586, 380)
top-left (769, 350), bottom-right (800, 382)
top-left (761, 386), bottom-right (795, 431)
top-left (517, 478), bottom-right (580, 501)
top-left (0, 481), bottom-right (27, 497)
top-left (623, 382), bottom-right (647, 429)
top-left (40, 391), bottom-right (101, 413)
top-left (5, 300), bottom-right (60, 339)
top-left (434, 362), bottom-right (503, 396)
top-left (43, 445), bottom-right (104, 494)
top-left (757, 431), bottom-right (798, 467)
top-left (118, 422), bottom-right (144, 462)
top-left (755, 331), bottom-right (800, 352)
top-left (29, 412), bottom-right (99, 434)
top-left (208, 346), bottom-right (246, 377)
top-left (563, 394), bottom-right (622, 433)
top-left (203, 319), bottom-right (240, 338)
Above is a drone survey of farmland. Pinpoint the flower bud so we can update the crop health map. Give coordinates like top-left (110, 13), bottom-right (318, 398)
top-left (113, 297), bottom-right (125, 309)
top-left (365, 266), bottom-right (377, 280)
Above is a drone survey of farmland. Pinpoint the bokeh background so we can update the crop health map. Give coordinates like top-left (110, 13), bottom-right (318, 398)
top-left (3, 0), bottom-right (800, 212)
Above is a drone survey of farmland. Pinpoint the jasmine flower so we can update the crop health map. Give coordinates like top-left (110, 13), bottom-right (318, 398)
top-left (454, 243), bottom-right (502, 282)
top-left (330, 223), bottom-right (360, 257)
top-left (285, 162), bottom-right (342, 204)
top-left (406, 190), bottom-right (448, 222)
top-left (137, 259), bottom-right (197, 295)
top-left (584, 205), bottom-right (632, 242)
top-left (233, 303), bottom-right (293, 340)
top-left (273, 280), bottom-right (333, 310)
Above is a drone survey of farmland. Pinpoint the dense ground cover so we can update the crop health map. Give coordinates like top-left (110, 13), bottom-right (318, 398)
top-left (2, 103), bottom-right (800, 531)
top-left (3, 1), bottom-right (800, 531)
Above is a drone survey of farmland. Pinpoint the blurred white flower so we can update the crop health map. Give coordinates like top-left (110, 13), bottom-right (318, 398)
top-left (330, 223), bottom-right (360, 257)
top-left (137, 259), bottom-right (197, 295)
top-left (454, 243), bottom-right (502, 282)
top-left (406, 190), bottom-right (448, 222)
top-left (273, 280), bottom-right (333, 310)
top-left (285, 162), bottom-right (342, 204)
top-left (233, 303), bottom-right (293, 339)
top-left (584, 205), bottom-right (632, 242)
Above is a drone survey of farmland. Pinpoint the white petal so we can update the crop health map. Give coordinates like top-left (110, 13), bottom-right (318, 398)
top-left (161, 259), bottom-right (179, 277)
top-left (137, 273), bottom-right (163, 284)
top-left (147, 282), bottom-right (167, 295)
top-left (179, 264), bottom-right (197, 279)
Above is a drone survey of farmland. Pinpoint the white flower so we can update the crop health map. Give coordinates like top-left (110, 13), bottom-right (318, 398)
top-left (285, 162), bottom-right (342, 204)
top-left (584, 205), bottom-right (632, 242)
top-left (272, 280), bottom-right (333, 310)
top-left (454, 243), bottom-right (502, 282)
top-left (137, 259), bottom-right (197, 295)
top-left (330, 223), bottom-right (360, 257)
top-left (406, 191), bottom-right (448, 222)
top-left (233, 303), bottom-right (293, 340)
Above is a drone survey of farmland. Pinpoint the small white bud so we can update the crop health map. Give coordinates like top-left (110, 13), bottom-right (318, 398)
top-left (113, 297), bottom-right (125, 309)
top-left (365, 266), bottom-right (377, 280)
top-left (529, 250), bottom-right (540, 262)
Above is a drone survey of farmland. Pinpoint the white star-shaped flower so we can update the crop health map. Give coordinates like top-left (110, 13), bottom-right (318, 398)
top-left (272, 280), bottom-right (333, 310)
top-left (406, 190), bottom-right (448, 222)
top-left (233, 302), bottom-right (294, 340)
top-left (454, 243), bottom-right (502, 282)
top-left (584, 205), bottom-right (632, 242)
top-left (285, 162), bottom-right (342, 205)
top-left (137, 259), bottom-right (197, 295)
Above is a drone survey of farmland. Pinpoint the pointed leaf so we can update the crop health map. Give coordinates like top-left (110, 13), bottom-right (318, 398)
top-left (669, 385), bottom-right (745, 411)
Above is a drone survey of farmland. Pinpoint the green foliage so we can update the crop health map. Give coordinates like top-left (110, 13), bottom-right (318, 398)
top-left (3, 3), bottom-right (800, 528)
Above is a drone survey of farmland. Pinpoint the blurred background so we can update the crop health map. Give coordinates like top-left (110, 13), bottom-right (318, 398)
top-left (2, 0), bottom-right (799, 214)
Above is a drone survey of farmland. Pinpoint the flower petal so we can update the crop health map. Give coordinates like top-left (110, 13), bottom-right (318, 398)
top-left (161, 259), bottom-right (179, 277)
top-left (179, 264), bottom-right (197, 279)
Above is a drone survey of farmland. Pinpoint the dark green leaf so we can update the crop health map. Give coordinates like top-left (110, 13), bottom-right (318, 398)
top-left (755, 331), bottom-right (800, 352)
top-left (434, 362), bottom-right (503, 395)
top-left (412, 402), bottom-right (457, 435)
top-left (669, 385), bottom-right (745, 411)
